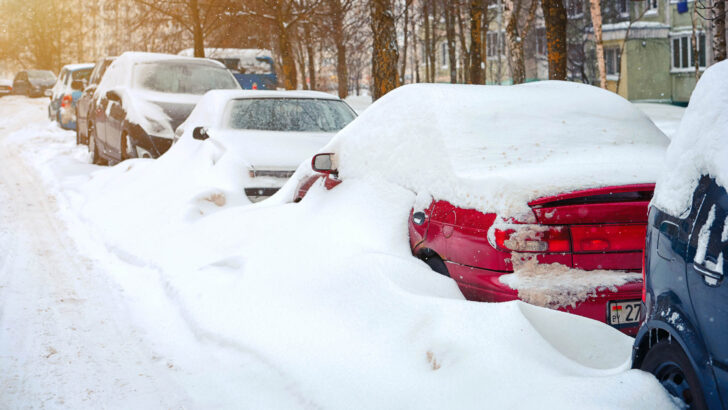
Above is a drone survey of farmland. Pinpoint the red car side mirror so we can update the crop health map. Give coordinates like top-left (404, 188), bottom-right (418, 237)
top-left (312, 153), bottom-right (338, 176)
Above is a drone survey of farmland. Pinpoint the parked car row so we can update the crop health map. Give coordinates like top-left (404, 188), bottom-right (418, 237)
top-left (48, 63), bottom-right (94, 130)
top-left (55, 51), bottom-right (354, 202)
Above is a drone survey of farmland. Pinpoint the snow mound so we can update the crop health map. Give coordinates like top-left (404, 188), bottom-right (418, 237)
top-left (327, 82), bottom-right (668, 219)
top-left (652, 60), bottom-right (728, 216)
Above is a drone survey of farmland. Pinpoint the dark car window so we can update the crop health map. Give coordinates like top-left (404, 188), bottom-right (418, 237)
top-left (27, 70), bottom-right (56, 81)
top-left (688, 178), bottom-right (728, 278)
top-left (134, 61), bottom-right (239, 94)
top-left (225, 98), bottom-right (356, 132)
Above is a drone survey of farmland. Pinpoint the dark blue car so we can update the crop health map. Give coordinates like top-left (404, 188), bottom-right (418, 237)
top-left (633, 175), bottom-right (728, 408)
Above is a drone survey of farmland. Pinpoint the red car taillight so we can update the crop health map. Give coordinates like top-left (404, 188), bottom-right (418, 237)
top-left (494, 225), bottom-right (570, 253)
top-left (570, 225), bottom-right (646, 253)
top-left (61, 94), bottom-right (72, 108)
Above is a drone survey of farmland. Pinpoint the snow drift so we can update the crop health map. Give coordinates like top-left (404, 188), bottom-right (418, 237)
top-left (652, 60), bottom-right (728, 217)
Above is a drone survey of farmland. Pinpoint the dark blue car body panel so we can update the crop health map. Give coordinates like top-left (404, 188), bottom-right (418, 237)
top-left (634, 176), bottom-right (728, 409)
top-left (231, 57), bottom-right (277, 90)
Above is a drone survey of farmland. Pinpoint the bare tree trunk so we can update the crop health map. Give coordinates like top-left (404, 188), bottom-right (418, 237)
top-left (412, 11), bottom-right (421, 82)
top-left (329, 0), bottom-right (349, 98)
top-left (371, 0), bottom-right (400, 100)
top-left (424, 0), bottom-right (432, 82)
top-left (469, 0), bottom-right (485, 84)
top-left (504, 0), bottom-right (525, 83)
top-left (400, 0), bottom-right (412, 83)
top-left (714, 0), bottom-right (727, 61)
top-left (304, 23), bottom-right (317, 90)
top-left (541, 0), bottom-right (567, 80)
top-left (278, 22), bottom-right (298, 89)
top-left (456, 1), bottom-right (470, 83)
top-left (429, 0), bottom-right (438, 81)
top-left (189, 0), bottom-right (205, 57)
top-left (589, 0), bottom-right (606, 88)
top-left (445, 0), bottom-right (458, 83)
top-left (692, 0), bottom-right (701, 80)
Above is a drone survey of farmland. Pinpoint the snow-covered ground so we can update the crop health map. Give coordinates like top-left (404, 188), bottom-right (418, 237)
top-left (0, 95), bottom-right (679, 408)
top-left (634, 102), bottom-right (685, 140)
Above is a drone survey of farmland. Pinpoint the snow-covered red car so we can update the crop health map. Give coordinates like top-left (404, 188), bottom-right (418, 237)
top-left (295, 82), bottom-right (670, 334)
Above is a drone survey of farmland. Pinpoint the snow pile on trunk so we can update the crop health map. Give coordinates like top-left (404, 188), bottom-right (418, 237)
top-left (326, 82), bottom-right (668, 219)
top-left (652, 61), bottom-right (728, 217)
top-left (500, 255), bottom-right (642, 309)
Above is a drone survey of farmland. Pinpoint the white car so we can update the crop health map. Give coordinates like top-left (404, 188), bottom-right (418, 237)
top-left (176, 90), bottom-right (357, 202)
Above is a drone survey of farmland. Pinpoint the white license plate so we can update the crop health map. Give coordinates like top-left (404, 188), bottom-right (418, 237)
top-left (608, 300), bottom-right (641, 326)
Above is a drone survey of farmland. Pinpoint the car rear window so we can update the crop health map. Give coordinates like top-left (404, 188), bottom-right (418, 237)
top-left (225, 98), bottom-right (356, 132)
top-left (134, 61), bottom-right (239, 94)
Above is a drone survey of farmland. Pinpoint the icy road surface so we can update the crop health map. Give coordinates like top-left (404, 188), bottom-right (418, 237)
top-left (0, 96), bottom-right (678, 409)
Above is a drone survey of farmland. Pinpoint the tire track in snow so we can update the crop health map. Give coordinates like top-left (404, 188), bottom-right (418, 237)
top-left (0, 98), bottom-right (190, 408)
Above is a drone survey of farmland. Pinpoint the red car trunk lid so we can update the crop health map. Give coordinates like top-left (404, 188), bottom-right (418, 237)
top-left (528, 184), bottom-right (654, 271)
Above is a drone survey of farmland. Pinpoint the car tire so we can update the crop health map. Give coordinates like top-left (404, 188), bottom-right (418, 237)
top-left (640, 340), bottom-right (707, 409)
top-left (89, 124), bottom-right (107, 166)
top-left (75, 123), bottom-right (81, 145)
top-left (422, 253), bottom-right (450, 277)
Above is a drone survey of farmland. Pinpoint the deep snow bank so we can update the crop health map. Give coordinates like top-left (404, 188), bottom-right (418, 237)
top-left (652, 61), bottom-right (728, 216)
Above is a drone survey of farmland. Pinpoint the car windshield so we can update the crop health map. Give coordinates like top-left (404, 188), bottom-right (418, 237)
top-left (134, 61), bottom-right (239, 94)
top-left (226, 98), bottom-right (356, 132)
top-left (27, 70), bottom-right (55, 81)
top-left (72, 68), bottom-right (92, 81)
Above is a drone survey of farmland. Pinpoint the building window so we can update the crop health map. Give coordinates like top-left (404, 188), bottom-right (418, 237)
top-left (604, 47), bottom-right (621, 76)
top-left (536, 27), bottom-right (547, 56)
top-left (567, 0), bottom-right (583, 17)
top-left (645, 0), bottom-right (658, 13)
top-left (672, 33), bottom-right (707, 70)
top-left (617, 0), bottom-right (629, 16)
top-left (486, 32), bottom-right (505, 57)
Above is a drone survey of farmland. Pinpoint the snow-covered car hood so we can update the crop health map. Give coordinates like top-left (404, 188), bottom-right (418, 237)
top-left (208, 128), bottom-right (335, 169)
top-left (123, 89), bottom-right (201, 138)
top-left (322, 82), bottom-right (669, 219)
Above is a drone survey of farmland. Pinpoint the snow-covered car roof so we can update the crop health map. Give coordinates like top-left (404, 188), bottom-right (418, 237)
top-left (178, 89), bottom-right (347, 132)
top-left (652, 60), bottom-right (728, 217)
top-left (97, 51), bottom-right (232, 95)
top-left (61, 63), bottom-right (94, 72)
top-left (326, 81), bottom-right (669, 219)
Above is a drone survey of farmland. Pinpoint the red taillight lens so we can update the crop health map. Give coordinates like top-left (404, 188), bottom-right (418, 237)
top-left (494, 225), bottom-right (570, 253)
top-left (570, 224), bottom-right (646, 253)
top-left (61, 94), bottom-right (72, 108)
